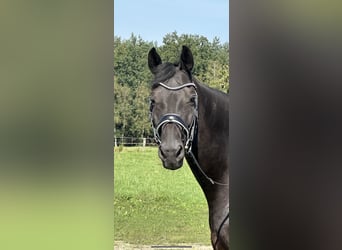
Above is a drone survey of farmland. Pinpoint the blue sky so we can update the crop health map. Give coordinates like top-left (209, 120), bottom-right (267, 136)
top-left (114, 0), bottom-right (229, 45)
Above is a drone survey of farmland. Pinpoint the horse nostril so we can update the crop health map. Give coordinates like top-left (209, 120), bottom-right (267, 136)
top-left (159, 147), bottom-right (167, 159)
top-left (176, 145), bottom-right (183, 158)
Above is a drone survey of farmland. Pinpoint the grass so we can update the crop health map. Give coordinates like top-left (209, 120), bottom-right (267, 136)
top-left (114, 147), bottom-right (211, 245)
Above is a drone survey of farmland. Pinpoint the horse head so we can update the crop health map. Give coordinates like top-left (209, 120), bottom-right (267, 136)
top-left (148, 46), bottom-right (198, 170)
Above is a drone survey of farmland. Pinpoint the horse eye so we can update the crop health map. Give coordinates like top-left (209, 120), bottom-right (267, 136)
top-left (190, 96), bottom-right (197, 105)
top-left (149, 99), bottom-right (155, 110)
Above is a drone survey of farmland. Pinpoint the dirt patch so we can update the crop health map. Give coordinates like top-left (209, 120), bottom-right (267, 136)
top-left (114, 241), bottom-right (212, 250)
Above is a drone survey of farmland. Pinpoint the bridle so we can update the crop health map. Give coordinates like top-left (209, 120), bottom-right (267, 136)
top-left (149, 82), bottom-right (228, 186)
top-left (150, 82), bottom-right (198, 154)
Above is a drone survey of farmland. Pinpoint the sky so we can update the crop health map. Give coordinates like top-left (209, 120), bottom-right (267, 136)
top-left (114, 0), bottom-right (229, 45)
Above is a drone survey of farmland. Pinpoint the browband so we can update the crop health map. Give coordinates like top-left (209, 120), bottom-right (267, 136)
top-left (157, 82), bottom-right (197, 90)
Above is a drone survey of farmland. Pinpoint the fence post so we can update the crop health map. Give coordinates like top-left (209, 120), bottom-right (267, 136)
top-left (143, 138), bottom-right (146, 147)
top-left (114, 137), bottom-right (117, 147)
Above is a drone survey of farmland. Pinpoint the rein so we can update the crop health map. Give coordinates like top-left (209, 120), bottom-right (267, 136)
top-left (187, 150), bottom-right (229, 186)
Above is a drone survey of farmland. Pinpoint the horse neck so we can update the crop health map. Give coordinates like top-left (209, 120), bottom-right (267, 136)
top-left (186, 81), bottom-right (229, 245)
top-left (195, 80), bottom-right (229, 133)
top-left (189, 80), bottom-right (229, 180)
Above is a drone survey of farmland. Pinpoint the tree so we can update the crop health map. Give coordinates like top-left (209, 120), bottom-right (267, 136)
top-left (114, 34), bottom-right (153, 89)
top-left (114, 78), bottom-right (133, 137)
top-left (204, 60), bottom-right (229, 92)
top-left (131, 84), bottom-right (151, 138)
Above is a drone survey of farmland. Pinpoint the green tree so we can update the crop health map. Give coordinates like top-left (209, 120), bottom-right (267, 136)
top-left (114, 35), bottom-right (155, 138)
top-left (114, 34), bottom-right (153, 89)
top-left (114, 78), bottom-right (133, 137)
top-left (204, 60), bottom-right (229, 92)
top-left (131, 84), bottom-right (151, 138)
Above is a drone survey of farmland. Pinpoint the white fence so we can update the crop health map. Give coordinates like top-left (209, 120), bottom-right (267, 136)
top-left (114, 137), bottom-right (156, 147)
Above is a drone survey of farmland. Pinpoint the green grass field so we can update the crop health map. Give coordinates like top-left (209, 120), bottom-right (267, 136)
top-left (114, 147), bottom-right (210, 245)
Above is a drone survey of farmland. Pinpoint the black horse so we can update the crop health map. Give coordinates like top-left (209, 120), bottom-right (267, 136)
top-left (148, 46), bottom-right (229, 250)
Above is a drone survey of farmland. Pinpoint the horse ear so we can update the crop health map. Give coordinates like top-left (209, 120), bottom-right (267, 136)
top-left (148, 47), bottom-right (162, 73)
top-left (180, 45), bottom-right (194, 72)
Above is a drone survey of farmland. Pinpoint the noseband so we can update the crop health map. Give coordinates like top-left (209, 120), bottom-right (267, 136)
top-left (149, 82), bottom-right (198, 153)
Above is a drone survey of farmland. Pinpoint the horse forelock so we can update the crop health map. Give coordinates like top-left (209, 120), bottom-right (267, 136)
top-left (151, 62), bottom-right (192, 89)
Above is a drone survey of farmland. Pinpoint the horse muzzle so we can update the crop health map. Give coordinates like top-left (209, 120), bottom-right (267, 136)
top-left (158, 140), bottom-right (185, 170)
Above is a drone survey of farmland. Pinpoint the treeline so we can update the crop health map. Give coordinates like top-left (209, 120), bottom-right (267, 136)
top-left (114, 32), bottom-right (229, 138)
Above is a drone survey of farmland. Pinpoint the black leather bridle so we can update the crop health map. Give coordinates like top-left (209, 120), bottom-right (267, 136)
top-left (149, 82), bottom-right (198, 153)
